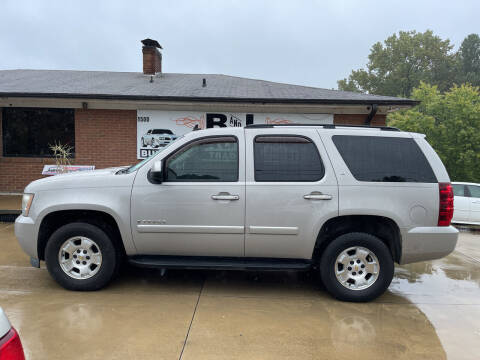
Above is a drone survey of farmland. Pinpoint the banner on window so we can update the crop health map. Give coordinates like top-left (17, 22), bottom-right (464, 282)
top-left (42, 165), bottom-right (95, 176)
top-left (136, 110), bottom-right (333, 159)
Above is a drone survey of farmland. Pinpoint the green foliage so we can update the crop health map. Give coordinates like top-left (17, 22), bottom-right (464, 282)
top-left (338, 30), bottom-right (456, 97)
top-left (388, 83), bottom-right (480, 182)
top-left (456, 34), bottom-right (480, 87)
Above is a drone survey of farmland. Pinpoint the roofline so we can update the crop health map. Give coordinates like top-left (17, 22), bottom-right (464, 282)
top-left (0, 92), bottom-right (419, 106)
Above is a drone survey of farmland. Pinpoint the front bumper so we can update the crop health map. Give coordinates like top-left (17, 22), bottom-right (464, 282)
top-left (14, 215), bottom-right (38, 260)
top-left (400, 225), bottom-right (459, 264)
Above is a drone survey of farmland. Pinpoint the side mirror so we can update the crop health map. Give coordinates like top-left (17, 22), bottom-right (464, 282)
top-left (148, 160), bottom-right (163, 184)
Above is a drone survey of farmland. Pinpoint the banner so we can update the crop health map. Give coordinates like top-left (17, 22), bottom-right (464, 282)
top-left (137, 110), bottom-right (333, 159)
top-left (42, 165), bottom-right (95, 176)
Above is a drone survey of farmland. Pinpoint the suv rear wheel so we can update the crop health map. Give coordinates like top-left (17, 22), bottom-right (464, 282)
top-left (319, 232), bottom-right (394, 302)
top-left (45, 222), bottom-right (119, 291)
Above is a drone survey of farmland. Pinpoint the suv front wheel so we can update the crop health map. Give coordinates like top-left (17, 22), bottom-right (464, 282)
top-left (320, 232), bottom-right (394, 302)
top-left (45, 222), bottom-right (119, 291)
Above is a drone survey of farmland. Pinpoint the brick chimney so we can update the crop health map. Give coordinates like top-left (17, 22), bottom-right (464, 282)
top-left (141, 38), bottom-right (162, 75)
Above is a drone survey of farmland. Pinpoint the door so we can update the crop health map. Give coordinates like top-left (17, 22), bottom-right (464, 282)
top-left (131, 133), bottom-right (245, 256)
top-left (452, 184), bottom-right (470, 223)
top-left (244, 128), bottom-right (338, 259)
top-left (466, 185), bottom-right (480, 224)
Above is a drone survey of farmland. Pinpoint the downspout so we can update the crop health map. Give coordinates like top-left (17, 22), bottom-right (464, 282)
top-left (364, 104), bottom-right (378, 125)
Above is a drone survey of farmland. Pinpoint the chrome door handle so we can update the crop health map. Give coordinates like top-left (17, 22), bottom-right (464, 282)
top-left (473, 201), bottom-right (480, 204)
top-left (211, 193), bottom-right (240, 201)
top-left (304, 192), bottom-right (332, 200)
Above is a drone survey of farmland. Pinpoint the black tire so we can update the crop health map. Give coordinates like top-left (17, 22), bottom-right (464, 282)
top-left (45, 222), bottom-right (119, 291)
top-left (319, 232), bottom-right (394, 302)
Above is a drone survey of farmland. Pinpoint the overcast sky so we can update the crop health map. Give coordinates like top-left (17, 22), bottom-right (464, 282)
top-left (0, 0), bottom-right (478, 90)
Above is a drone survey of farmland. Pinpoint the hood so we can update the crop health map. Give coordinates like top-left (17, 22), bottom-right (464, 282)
top-left (25, 166), bottom-right (135, 193)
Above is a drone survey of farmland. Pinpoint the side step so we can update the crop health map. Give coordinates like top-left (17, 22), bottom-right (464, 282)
top-left (128, 255), bottom-right (312, 271)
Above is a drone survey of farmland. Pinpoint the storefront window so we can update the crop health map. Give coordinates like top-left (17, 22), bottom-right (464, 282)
top-left (2, 108), bottom-right (75, 157)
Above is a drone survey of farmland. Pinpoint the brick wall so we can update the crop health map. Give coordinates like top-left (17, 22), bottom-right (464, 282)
top-left (0, 109), bottom-right (386, 193)
top-left (334, 114), bottom-right (386, 126)
top-left (0, 109), bottom-right (137, 193)
top-left (142, 46), bottom-right (162, 75)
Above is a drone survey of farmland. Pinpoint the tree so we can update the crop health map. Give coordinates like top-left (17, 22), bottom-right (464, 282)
top-left (388, 83), bottom-right (480, 182)
top-left (338, 30), bottom-right (457, 97)
top-left (456, 34), bottom-right (480, 86)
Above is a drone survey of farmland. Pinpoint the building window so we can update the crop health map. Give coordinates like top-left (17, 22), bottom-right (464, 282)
top-left (254, 135), bottom-right (325, 182)
top-left (2, 108), bottom-right (75, 157)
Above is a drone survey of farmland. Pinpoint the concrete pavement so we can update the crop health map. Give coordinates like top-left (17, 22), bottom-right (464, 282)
top-left (0, 222), bottom-right (479, 359)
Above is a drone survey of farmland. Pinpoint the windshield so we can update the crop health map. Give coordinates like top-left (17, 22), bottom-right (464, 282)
top-left (151, 129), bottom-right (173, 135)
top-left (124, 135), bottom-right (183, 174)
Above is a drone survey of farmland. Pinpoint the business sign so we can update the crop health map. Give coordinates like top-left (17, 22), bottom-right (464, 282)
top-left (136, 110), bottom-right (333, 159)
top-left (42, 165), bottom-right (95, 176)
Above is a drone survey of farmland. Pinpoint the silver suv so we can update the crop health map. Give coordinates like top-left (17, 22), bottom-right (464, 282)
top-left (15, 124), bottom-right (458, 302)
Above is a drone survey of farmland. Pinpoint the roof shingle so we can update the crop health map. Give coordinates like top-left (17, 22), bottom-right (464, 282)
top-left (0, 69), bottom-right (416, 105)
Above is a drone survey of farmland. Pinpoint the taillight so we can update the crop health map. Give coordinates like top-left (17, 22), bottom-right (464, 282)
top-left (0, 328), bottom-right (25, 360)
top-left (438, 182), bottom-right (454, 226)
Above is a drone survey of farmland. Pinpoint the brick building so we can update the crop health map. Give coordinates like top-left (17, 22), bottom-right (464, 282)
top-left (0, 39), bottom-right (416, 193)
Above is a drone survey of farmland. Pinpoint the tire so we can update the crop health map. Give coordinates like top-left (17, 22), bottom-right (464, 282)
top-left (141, 137), bottom-right (146, 147)
top-left (319, 232), bottom-right (394, 302)
top-left (45, 222), bottom-right (119, 291)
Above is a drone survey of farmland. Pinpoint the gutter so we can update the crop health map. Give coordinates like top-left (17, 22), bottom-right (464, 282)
top-left (0, 92), bottom-right (420, 107)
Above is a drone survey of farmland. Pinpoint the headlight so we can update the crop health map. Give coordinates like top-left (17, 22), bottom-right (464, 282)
top-left (22, 193), bottom-right (34, 217)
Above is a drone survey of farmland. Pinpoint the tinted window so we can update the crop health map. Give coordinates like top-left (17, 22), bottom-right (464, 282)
top-left (467, 185), bottom-right (480, 198)
top-left (254, 136), bottom-right (324, 182)
top-left (2, 108), bottom-right (75, 157)
top-left (453, 184), bottom-right (466, 197)
top-left (165, 136), bottom-right (238, 182)
top-left (332, 135), bottom-right (436, 183)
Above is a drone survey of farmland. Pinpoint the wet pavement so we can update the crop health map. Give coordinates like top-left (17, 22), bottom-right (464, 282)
top-left (0, 222), bottom-right (479, 359)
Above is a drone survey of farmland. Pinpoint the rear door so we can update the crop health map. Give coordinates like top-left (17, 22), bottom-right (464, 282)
top-left (466, 185), bottom-right (480, 223)
top-left (244, 128), bottom-right (338, 259)
top-left (452, 184), bottom-right (470, 223)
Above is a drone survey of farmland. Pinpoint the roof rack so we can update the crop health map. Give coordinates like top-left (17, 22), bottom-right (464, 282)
top-left (244, 124), bottom-right (400, 131)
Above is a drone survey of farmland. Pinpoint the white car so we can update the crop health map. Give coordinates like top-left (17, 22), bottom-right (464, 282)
top-left (452, 182), bottom-right (480, 225)
top-left (141, 129), bottom-right (177, 148)
top-left (0, 307), bottom-right (25, 359)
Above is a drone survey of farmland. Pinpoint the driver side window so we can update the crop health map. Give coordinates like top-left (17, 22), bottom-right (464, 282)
top-left (165, 136), bottom-right (238, 182)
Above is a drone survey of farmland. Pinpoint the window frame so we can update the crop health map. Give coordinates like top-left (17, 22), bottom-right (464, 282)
top-left (253, 134), bottom-right (325, 183)
top-left (2, 107), bottom-right (75, 158)
top-left (162, 135), bottom-right (240, 183)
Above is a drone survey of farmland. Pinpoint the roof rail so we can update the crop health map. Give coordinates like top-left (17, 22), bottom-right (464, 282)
top-left (244, 124), bottom-right (400, 131)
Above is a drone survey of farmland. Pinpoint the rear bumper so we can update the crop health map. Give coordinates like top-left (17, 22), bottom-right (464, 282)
top-left (14, 215), bottom-right (38, 260)
top-left (400, 225), bottom-right (458, 264)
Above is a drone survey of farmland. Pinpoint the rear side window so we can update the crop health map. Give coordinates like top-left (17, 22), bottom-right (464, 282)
top-left (453, 184), bottom-right (466, 197)
top-left (254, 136), bottom-right (324, 182)
top-left (467, 185), bottom-right (480, 198)
top-left (332, 135), bottom-right (437, 183)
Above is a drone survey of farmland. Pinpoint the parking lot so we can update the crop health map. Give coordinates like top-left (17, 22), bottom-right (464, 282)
top-left (0, 222), bottom-right (479, 359)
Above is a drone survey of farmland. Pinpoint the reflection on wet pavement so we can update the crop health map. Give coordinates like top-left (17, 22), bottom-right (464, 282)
top-left (0, 224), bottom-right (479, 359)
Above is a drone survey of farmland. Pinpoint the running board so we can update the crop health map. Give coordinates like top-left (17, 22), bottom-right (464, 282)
top-left (128, 255), bottom-right (312, 271)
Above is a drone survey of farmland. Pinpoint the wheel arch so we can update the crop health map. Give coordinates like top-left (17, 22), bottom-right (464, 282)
top-left (312, 215), bottom-right (402, 264)
top-left (37, 209), bottom-right (127, 261)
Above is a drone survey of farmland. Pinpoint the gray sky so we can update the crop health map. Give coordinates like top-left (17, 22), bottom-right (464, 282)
top-left (1, 0), bottom-right (478, 90)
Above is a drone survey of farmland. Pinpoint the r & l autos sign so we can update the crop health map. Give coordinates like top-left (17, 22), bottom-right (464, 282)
top-left (136, 110), bottom-right (333, 159)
